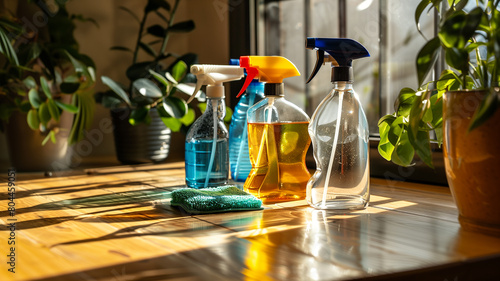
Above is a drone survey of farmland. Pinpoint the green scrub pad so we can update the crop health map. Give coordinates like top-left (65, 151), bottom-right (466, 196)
top-left (169, 185), bottom-right (263, 214)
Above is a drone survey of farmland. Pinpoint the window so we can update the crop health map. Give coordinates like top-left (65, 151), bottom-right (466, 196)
top-left (229, 0), bottom-right (448, 185)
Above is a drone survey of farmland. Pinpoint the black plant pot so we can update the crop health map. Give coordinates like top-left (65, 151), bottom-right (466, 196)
top-left (111, 108), bottom-right (171, 164)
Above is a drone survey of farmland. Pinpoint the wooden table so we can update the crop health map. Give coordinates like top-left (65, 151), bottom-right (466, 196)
top-left (1, 162), bottom-right (500, 281)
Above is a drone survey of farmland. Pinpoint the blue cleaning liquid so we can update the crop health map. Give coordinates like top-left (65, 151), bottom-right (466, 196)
top-left (185, 139), bottom-right (229, 188)
top-left (229, 81), bottom-right (264, 181)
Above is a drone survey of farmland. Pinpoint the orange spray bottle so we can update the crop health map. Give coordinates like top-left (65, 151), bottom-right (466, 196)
top-left (238, 56), bottom-right (311, 203)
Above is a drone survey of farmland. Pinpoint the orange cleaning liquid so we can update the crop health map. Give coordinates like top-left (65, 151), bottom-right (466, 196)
top-left (245, 122), bottom-right (311, 203)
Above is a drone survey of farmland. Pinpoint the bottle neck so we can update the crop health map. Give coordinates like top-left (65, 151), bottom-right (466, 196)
top-left (331, 66), bottom-right (353, 83)
top-left (205, 97), bottom-right (225, 119)
top-left (264, 83), bottom-right (284, 97)
top-left (332, 81), bottom-right (353, 91)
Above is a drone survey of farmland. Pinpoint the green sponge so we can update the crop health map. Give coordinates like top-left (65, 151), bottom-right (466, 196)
top-left (169, 185), bottom-right (263, 214)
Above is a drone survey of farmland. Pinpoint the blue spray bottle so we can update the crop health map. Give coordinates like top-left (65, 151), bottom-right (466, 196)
top-left (228, 59), bottom-right (265, 182)
top-left (305, 38), bottom-right (370, 210)
top-left (185, 65), bottom-right (244, 188)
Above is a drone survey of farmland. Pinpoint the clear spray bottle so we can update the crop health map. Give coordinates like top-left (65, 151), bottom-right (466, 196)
top-left (185, 65), bottom-right (244, 188)
top-left (238, 56), bottom-right (311, 203)
top-left (305, 38), bottom-right (370, 210)
top-left (228, 59), bottom-right (265, 182)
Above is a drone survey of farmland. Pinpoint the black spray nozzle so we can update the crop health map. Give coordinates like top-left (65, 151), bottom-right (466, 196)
top-left (306, 38), bottom-right (370, 83)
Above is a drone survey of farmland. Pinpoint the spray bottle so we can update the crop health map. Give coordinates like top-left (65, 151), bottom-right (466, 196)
top-left (305, 38), bottom-right (370, 210)
top-left (185, 65), bottom-right (244, 188)
top-left (238, 56), bottom-right (311, 203)
top-left (228, 59), bottom-right (265, 182)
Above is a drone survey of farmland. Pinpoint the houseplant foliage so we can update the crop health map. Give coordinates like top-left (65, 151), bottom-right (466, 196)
top-left (0, 0), bottom-right (96, 145)
top-left (378, 0), bottom-right (500, 168)
top-left (97, 0), bottom-right (200, 131)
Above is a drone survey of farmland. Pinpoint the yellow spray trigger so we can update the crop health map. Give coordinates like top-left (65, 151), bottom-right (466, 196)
top-left (238, 56), bottom-right (300, 96)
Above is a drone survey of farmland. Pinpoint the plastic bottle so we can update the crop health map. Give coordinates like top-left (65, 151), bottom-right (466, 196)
top-left (305, 38), bottom-right (370, 210)
top-left (185, 65), bottom-right (244, 188)
top-left (228, 59), bottom-right (265, 182)
top-left (238, 56), bottom-right (311, 203)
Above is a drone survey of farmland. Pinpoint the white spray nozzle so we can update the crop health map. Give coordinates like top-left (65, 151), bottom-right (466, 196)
top-left (187, 65), bottom-right (245, 103)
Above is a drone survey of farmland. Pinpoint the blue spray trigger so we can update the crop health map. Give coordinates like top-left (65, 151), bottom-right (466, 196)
top-left (306, 38), bottom-right (370, 83)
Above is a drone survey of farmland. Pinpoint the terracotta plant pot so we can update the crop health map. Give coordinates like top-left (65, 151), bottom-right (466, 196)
top-left (443, 90), bottom-right (500, 235)
top-left (111, 108), bottom-right (171, 164)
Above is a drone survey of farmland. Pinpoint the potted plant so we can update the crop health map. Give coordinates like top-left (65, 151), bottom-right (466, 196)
top-left (0, 0), bottom-right (96, 171)
top-left (378, 0), bottom-right (500, 235)
top-left (97, 0), bottom-right (202, 164)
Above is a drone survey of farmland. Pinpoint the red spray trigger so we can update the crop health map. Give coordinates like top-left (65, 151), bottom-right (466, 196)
top-left (237, 68), bottom-right (258, 98)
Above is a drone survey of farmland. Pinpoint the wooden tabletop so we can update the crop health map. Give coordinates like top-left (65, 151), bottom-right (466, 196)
top-left (1, 162), bottom-right (500, 281)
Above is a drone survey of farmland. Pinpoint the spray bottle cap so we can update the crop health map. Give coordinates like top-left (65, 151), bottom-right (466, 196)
top-left (237, 56), bottom-right (300, 97)
top-left (305, 38), bottom-right (369, 83)
top-left (187, 64), bottom-right (245, 103)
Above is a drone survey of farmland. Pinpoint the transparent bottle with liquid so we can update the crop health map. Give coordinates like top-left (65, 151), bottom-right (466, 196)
top-left (307, 81), bottom-right (369, 209)
top-left (184, 64), bottom-right (244, 188)
top-left (229, 80), bottom-right (265, 182)
top-left (237, 56), bottom-right (311, 204)
top-left (185, 97), bottom-right (229, 188)
top-left (305, 37), bottom-right (370, 210)
top-left (246, 91), bottom-right (311, 203)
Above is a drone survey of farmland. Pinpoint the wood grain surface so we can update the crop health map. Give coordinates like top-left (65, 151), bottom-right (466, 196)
top-left (1, 162), bottom-right (499, 281)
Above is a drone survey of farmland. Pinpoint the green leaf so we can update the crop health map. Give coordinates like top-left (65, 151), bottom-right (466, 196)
top-left (119, 6), bottom-right (140, 23)
top-left (0, 26), bottom-right (19, 66)
top-left (167, 20), bottom-right (195, 33)
top-left (469, 88), bottom-right (499, 131)
top-left (414, 130), bottom-right (433, 168)
top-left (145, 0), bottom-right (171, 13)
top-left (133, 78), bottom-right (163, 98)
top-left (47, 99), bottom-right (60, 122)
top-left (171, 60), bottom-right (187, 82)
top-left (437, 70), bottom-right (461, 91)
top-left (395, 87), bottom-right (417, 116)
top-left (129, 107), bottom-right (149, 125)
top-left (55, 100), bottom-right (79, 113)
top-left (378, 114), bottom-right (396, 126)
top-left (438, 7), bottom-right (482, 49)
top-left (101, 76), bottom-right (131, 105)
top-left (126, 61), bottom-right (156, 81)
top-left (416, 37), bottom-right (441, 86)
top-left (27, 109), bottom-right (40, 130)
top-left (40, 77), bottom-right (53, 100)
top-left (415, 0), bottom-right (432, 36)
top-left (429, 93), bottom-right (443, 128)
top-left (23, 77), bottom-right (37, 89)
top-left (28, 88), bottom-right (43, 108)
top-left (198, 102), bottom-right (207, 113)
top-left (445, 47), bottom-right (469, 74)
top-left (179, 108), bottom-right (195, 126)
top-left (157, 104), bottom-right (182, 131)
top-left (388, 116), bottom-right (405, 146)
top-left (224, 106), bottom-right (233, 123)
top-left (434, 127), bottom-right (443, 146)
top-left (391, 131), bottom-right (415, 167)
top-left (110, 46), bottom-right (133, 52)
top-left (139, 42), bottom-right (158, 58)
top-left (60, 82), bottom-right (81, 94)
top-left (162, 96), bottom-right (188, 118)
top-left (408, 91), bottom-right (434, 168)
top-left (149, 69), bottom-right (171, 88)
top-left (38, 102), bottom-right (51, 126)
top-left (147, 25), bottom-right (165, 37)
top-left (378, 120), bottom-right (395, 161)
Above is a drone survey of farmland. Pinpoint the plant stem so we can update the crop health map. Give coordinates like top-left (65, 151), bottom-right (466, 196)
top-left (159, 0), bottom-right (181, 58)
top-left (132, 11), bottom-right (149, 66)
